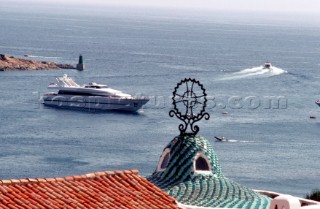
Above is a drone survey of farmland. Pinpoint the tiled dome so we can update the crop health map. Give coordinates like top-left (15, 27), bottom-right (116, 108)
top-left (147, 135), bottom-right (271, 209)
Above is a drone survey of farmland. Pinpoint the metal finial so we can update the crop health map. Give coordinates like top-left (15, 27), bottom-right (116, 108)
top-left (169, 78), bottom-right (210, 136)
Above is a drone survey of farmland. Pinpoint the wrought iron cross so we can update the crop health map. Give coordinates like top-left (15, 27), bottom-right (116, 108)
top-left (169, 78), bottom-right (210, 136)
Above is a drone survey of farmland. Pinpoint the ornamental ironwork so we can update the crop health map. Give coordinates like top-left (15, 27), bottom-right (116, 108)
top-left (169, 78), bottom-right (210, 136)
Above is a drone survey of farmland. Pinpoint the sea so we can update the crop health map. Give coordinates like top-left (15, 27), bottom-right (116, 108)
top-left (0, 3), bottom-right (320, 198)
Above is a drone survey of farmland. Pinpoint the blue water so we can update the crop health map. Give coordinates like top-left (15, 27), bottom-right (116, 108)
top-left (1, 3), bottom-right (320, 197)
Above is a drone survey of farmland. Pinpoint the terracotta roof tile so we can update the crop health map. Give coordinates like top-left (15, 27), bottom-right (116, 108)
top-left (0, 170), bottom-right (180, 209)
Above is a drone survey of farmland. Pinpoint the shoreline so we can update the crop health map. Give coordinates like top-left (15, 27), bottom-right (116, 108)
top-left (0, 54), bottom-right (76, 71)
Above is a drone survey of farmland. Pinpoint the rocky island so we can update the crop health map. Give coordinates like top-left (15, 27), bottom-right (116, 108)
top-left (0, 54), bottom-right (76, 71)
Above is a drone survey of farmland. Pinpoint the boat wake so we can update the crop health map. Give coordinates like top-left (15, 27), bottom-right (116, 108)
top-left (221, 66), bottom-right (287, 80)
top-left (215, 139), bottom-right (252, 143)
top-left (214, 136), bottom-right (253, 143)
top-left (24, 55), bottom-right (61, 59)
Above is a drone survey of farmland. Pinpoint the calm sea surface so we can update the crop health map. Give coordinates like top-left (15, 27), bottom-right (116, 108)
top-left (0, 3), bottom-right (320, 197)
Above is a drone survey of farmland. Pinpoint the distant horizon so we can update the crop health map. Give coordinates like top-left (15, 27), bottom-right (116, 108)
top-left (2, 0), bottom-right (320, 28)
top-left (2, 0), bottom-right (320, 14)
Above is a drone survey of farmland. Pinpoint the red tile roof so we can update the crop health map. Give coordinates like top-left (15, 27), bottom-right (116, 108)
top-left (0, 170), bottom-right (179, 209)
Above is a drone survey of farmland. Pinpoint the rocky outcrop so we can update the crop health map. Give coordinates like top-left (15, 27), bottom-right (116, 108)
top-left (0, 54), bottom-right (75, 71)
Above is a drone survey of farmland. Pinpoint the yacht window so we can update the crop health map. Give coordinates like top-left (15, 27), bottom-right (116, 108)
top-left (157, 148), bottom-right (171, 172)
top-left (85, 85), bottom-right (101, 89)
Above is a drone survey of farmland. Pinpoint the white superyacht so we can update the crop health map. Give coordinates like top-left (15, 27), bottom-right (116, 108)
top-left (43, 74), bottom-right (149, 112)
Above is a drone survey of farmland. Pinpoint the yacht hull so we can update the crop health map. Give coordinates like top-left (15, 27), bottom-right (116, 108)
top-left (43, 94), bottom-right (149, 112)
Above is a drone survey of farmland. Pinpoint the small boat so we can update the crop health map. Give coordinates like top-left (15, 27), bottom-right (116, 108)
top-left (316, 99), bottom-right (320, 107)
top-left (43, 74), bottom-right (149, 112)
top-left (215, 136), bottom-right (229, 142)
top-left (263, 61), bottom-right (272, 69)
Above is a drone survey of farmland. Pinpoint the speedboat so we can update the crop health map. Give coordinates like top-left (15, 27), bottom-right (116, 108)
top-left (316, 99), bottom-right (320, 107)
top-left (263, 61), bottom-right (272, 69)
top-left (43, 74), bottom-right (149, 112)
top-left (214, 136), bottom-right (229, 142)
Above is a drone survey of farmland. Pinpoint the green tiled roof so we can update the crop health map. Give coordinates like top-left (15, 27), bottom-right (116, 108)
top-left (147, 135), bottom-right (271, 209)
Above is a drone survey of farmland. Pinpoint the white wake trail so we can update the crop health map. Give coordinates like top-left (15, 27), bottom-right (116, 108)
top-left (221, 65), bottom-right (287, 80)
top-left (24, 55), bottom-right (61, 59)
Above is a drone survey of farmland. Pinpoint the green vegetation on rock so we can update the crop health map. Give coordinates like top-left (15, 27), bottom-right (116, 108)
top-left (305, 189), bottom-right (320, 202)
